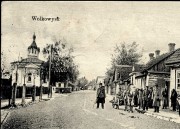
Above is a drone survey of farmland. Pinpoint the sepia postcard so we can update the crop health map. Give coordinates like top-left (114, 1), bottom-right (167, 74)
top-left (1, 1), bottom-right (180, 129)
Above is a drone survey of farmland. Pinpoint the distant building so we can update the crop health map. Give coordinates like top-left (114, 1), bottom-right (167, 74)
top-left (105, 65), bottom-right (132, 95)
top-left (129, 64), bottom-right (146, 89)
top-left (85, 79), bottom-right (96, 90)
top-left (95, 76), bottom-right (106, 89)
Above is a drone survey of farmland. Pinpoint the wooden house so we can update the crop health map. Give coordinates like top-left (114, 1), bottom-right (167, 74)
top-left (165, 48), bottom-right (180, 96)
top-left (135, 43), bottom-right (179, 106)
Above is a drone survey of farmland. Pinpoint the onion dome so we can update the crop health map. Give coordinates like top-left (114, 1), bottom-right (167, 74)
top-left (27, 33), bottom-right (40, 58)
top-left (28, 33), bottom-right (40, 52)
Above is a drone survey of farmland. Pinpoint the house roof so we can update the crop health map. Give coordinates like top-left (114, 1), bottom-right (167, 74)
top-left (165, 48), bottom-right (180, 65)
top-left (135, 73), bottom-right (145, 78)
top-left (144, 50), bottom-right (177, 71)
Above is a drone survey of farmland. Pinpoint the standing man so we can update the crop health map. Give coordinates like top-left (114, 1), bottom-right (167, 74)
top-left (124, 89), bottom-right (128, 111)
top-left (117, 87), bottom-right (124, 105)
top-left (138, 89), bottom-right (143, 109)
top-left (96, 83), bottom-right (106, 109)
top-left (133, 88), bottom-right (139, 107)
top-left (148, 87), bottom-right (153, 108)
top-left (143, 86), bottom-right (150, 111)
top-left (128, 87), bottom-right (134, 113)
top-left (162, 85), bottom-right (168, 109)
top-left (170, 89), bottom-right (177, 111)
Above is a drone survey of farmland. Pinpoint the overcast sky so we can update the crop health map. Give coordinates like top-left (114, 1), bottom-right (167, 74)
top-left (2, 1), bottom-right (180, 81)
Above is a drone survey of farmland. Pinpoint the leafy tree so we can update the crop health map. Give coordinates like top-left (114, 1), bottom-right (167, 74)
top-left (42, 39), bottom-right (79, 86)
top-left (112, 42), bottom-right (142, 66)
top-left (106, 42), bottom-right (142, 81)
top-left (1, 52), bottom-right (6, 76)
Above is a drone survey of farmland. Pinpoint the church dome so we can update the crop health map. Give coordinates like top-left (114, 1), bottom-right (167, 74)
top-left (28, 33), bottom-right (40, 52)
top-left (27, 33), bottom-right (40, 58)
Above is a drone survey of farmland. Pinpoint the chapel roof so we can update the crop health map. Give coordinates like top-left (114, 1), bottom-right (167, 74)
top-left (11, 58), bottom-right (44, 67)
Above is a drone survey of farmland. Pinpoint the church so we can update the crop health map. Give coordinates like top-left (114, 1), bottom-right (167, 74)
top-left (11, 33), bottom-right (44, 88)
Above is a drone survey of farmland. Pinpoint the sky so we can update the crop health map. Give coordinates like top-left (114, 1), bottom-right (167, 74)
top-left (2, 1), bottom-right (180, 81)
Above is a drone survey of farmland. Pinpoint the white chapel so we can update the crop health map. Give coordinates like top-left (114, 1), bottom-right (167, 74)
top-left (11, 33), bottom-right (44, 87)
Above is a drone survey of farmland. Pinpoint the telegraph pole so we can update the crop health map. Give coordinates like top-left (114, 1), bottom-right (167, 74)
top-left (48, 44), bottom-right (52, 98)
top-left (39, 65), bottom-right (43, 101)
top-left (32, 72), bottom-right (36, 102)
top-left (21, 67), bottom-right (26, 106)
top-left (11, 59), bottom-right (19, 107)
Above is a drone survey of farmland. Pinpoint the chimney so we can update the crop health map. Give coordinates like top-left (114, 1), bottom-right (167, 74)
top-left (168, 43), bottom-right (176, 52)
top-left (155, 50), bottom-right (160, 57)
top-left (149, 53), bottom-right (154, 60)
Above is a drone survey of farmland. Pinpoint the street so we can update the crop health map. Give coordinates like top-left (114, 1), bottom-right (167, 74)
top-left (2, 90), bottom-right (180, 129)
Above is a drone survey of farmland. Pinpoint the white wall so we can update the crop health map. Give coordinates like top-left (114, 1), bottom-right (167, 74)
top-left (133, 75), bottom-right (136, 85)
top-left (170, 68), bottom-right (180, 94)
top-left (170, 69), bottom-right (175, 95)
top-left (146, 74), bottom-right (149, 87)
top-left (136, 78), bottom-right (142, 89)
top-left (12, 67), bottom-right (41, 87)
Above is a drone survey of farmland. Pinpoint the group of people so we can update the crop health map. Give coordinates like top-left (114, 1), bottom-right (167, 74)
top-left (134, 85), bottom-right (160, 112)
top-left (116, 84), bottom-right (179, 113)
top-left (96, 83), bottom-right (179, 115)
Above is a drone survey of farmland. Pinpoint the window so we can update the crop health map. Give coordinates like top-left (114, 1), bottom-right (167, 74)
top-left (27, 73), bottom-right (32, 82)
top-left (177, 71), bottom-right (180, 89)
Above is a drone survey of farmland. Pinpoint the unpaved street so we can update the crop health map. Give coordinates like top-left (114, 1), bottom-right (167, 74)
top-left (2, 91), bottom-right (180, 129)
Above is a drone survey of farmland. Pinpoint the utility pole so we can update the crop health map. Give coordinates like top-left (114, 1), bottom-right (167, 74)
top-left (32, 72), bottom-right (36, 102)
top-left (48, 44), bottom-right (52, 98)
top-left (21, 67), bottom-right (26, 106)
top-left (39, 65), bottom-right (43, 101)
top-left (11, 61), bottom-right (19, 107)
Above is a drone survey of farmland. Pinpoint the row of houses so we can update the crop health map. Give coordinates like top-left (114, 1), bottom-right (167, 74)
top-left (98, 43), bottom-right (180, 107)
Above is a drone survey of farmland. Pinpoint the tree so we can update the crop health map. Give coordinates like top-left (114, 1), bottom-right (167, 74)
top-left (42, 39), bottom-right (79, 87)
top-left (106, 42), bottom-right (142, 80)
top-left (1, 51), bottom-right (7, 77)
top-left (112, 42), bottom-right (142, 66)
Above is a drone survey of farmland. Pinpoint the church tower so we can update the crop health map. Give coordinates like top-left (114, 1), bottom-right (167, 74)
top-left (27, 33), bottom-right (40, 58)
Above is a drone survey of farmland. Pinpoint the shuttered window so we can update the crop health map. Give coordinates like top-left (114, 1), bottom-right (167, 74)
top-left (177, 72), bottom-right (180, 89)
